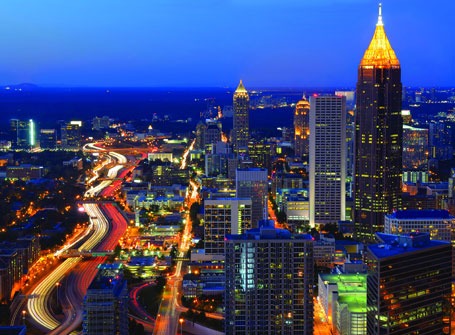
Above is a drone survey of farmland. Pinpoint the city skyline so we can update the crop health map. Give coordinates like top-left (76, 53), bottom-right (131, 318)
top-left (0, 1), bottom-right (453, 87)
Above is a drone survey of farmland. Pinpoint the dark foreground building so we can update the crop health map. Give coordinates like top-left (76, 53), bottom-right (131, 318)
top-left (366, 233), bottom-right (451, 335)
top-left (225, 222), bottom-right (314, 335)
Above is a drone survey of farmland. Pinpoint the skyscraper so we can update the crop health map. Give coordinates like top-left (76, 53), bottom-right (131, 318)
top-left (10, 119), bottom-right (34, 150)
top-left (232, 80), bottom-right (249, 155)
top-left (294, 97), bottom-right (310, 160)
top-left (354, 5), bottom-right (402, 242)
top-left (236, 168), bottom-right (268, 227)
top-left (225, 223), bottom-right (314, 335)
top-left (366, 233), bottom-right (451, 334)
top-left (309, 95), bottom-right (346, 227)
top-left (82, 263), bottom-right (128, 335)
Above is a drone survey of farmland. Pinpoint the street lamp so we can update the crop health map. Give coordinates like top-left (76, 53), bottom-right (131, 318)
top-left (56, 282), bottom-right (60, 304)
top-left (179, 317), bottom-right (184, 334)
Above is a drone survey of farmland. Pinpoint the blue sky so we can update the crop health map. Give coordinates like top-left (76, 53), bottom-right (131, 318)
top-left (0, 0), bottom-right (453, 87)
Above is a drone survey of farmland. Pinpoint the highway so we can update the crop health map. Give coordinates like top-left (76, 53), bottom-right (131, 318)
top-left (48, 203), bottom-right (128, 335)
top-left (27, 203), bottom-right (111, 332)
top-left (26, 146), bottom-right (130, 333)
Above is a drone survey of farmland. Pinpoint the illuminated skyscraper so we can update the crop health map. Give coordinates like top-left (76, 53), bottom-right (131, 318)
top-left (10, 119), bottom-right (35, 150)
top-left (294, 97), bottom-right (310, 160)
top-left (232, 80), bottom-right (249, 155)
top-left (354, 5), bottom-right (402, 242)
top-left (309, 95), bottom-right (346, 227)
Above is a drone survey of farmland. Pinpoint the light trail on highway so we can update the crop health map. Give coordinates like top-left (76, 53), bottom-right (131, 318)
top-left (27, 203), bottom-right (111, 332)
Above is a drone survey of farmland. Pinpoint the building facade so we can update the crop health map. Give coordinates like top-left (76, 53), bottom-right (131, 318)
top-left (236, 168), bottom-right (268, 227)
top-left (203, 198), bottom-right (252, 259)
top-left (225, 224), bottom-right (314, 335)
top-left (309, 95), bottom-right (346, 227)
top-left (354, 6), bottom-right (403, 242)
top-left (402, 125), bottom-right (428, 170)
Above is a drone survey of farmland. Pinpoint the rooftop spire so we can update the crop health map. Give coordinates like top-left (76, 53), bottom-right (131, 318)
top-left (377, 3), bottom-right (383, 26)
top-left (235, 79), bottom-right (248, 93)
top-left (360, 4), bottom-right (400, 68)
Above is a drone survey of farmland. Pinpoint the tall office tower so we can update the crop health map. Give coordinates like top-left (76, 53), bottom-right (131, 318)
top-left (236, 168), bottom-right (268, 227)
top-left (402, 125), bottom-right (428, 169)
top-left (61, 121), bottom-right (82, 149)
top-left (204, 120), bottom-right (222, 152)
top-left (10, 119), bottom-right (34, 150)
top-left (195, 121), bottom-right (206, 150)
top-left (429, 120), bottom-right (453, 160)
top-left (82, 263), bottom-right (128, 335)
top-left (204, 198), bottom-right (252, 259)
top-left (354, 5), bottom-right (402, 242)
top-left (309, 95), bottom-right (346, 227)
top-left (225, 224), bottom-right (314, 335)
top-left (294, 97), bottom-right (310, 160)
top-left (366, 233), bottom-right (451, 334)
top-left (232, 80), bottom-right (250, 155)
top-left (39, 129), bottom-right (57, 149)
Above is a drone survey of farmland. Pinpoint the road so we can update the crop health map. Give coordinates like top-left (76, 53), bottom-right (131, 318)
top-left (153, 176), bottom-right (196, 335)
top-left (26, 147), bottom-right (130, 333)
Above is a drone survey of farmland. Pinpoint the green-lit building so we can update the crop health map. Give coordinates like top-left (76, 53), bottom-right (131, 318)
top-left (318, 273), bottom-right (367, 335)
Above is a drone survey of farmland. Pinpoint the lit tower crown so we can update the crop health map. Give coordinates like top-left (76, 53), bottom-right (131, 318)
top-left (360, 3), bottom-right (400, 68)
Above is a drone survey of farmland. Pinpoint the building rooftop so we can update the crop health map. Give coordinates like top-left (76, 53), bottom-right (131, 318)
top-left (320, 273), bottom-right (367, 313)
top-left (368, 232), bottom-right (449, 259)
top-left (226, 223), bottom-right (313, 242)
top-left (386, 209), bottom-right (453, 220)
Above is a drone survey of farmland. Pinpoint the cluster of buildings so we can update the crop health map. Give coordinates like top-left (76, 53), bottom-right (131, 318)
top-left (182, 6), bottom-right (455, 335)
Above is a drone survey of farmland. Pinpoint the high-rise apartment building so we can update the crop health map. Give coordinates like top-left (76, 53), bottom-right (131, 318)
top-left (366, 233), bottom-right (451, 334)
top-left (354, 5), bottom-right (403, 242)
top-left (204, 198), bottom-right (252, 259)
top-left (225, 223), bottom-right (314, 335)
top-left (236, 168), bottom-right (268, 227)
top-left (309, 95), bottom-right (346, 227)
top-left (82, 263), bottom-right (128, 335)
top-left (294, 97), bottom-right (310, 160)
top-left (232, 80), bottom-right (249, 155)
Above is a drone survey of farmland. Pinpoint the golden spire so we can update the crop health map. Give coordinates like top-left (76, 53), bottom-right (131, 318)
top-left (235, 79), bottom-right (248, 93)
top-left (360, 3), bottom-right (400, 68)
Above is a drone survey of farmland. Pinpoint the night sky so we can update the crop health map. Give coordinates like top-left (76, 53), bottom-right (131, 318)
top-left (0, 0), bottom-right (453, 88)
